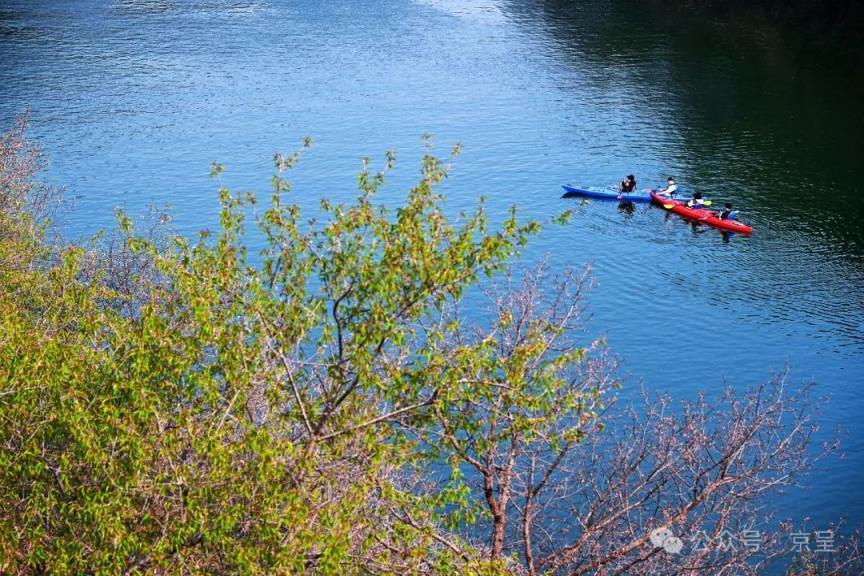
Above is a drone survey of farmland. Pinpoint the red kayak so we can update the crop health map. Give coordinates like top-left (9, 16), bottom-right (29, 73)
top-left (650, 192), bottom-right (753, 235)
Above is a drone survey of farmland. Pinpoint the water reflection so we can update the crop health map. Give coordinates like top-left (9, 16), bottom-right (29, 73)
top-left (617, 200), bottom-right (635, 217)
top-left (506, 0), bottom-right (864, 251)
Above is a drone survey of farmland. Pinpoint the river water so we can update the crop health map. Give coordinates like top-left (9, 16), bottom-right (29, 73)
top-left (2, 0), bottom-right (863, 547)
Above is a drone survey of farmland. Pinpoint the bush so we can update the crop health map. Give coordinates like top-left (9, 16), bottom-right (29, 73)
top-left (1, 119), bottom-right (860, 575)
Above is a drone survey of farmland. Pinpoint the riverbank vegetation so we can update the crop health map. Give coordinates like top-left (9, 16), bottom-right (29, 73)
top-left (1, 118), bottom-right (861, 575)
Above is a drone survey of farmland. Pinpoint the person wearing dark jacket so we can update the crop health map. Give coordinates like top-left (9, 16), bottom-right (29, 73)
top-left (719, 203), bottom-right (738, 220)
top-left (620, 174), bottom-right (637, 192)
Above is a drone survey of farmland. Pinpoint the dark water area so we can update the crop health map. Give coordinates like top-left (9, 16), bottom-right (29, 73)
top-left (2, 0), bottom-right (863, 554)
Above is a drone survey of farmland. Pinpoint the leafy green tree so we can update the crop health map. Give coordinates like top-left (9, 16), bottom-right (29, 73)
top-left (0, 123), bottom-right (537, 574)
top-left (2, 119), bottom-right (860, 576)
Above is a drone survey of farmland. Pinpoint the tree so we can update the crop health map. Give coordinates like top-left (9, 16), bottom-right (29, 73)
top-left (420, 266), bottom-right (861, 575)
top-left (1, 118), bottom-right (860, 575)
top-left (0, 122), bottom-right (538, 574)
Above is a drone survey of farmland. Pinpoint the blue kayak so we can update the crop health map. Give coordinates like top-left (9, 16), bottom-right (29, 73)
top-left (561, 184), bottom-right (653, 203)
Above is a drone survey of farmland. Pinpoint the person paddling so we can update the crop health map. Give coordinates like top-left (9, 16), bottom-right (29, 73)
top-left (719, 203), bottom-right (737, 220)
top-left (620, 174), bottom-right (637, 193)
top-left (657, 176), bottom-right (677, 197)
top-left (687, 191), bottom-right (705, 208)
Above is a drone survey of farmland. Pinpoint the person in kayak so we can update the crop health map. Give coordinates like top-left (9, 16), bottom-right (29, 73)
top-left (719, 203), bottom-right (738, 220)
top-left (687, 192), bottom-right (705, 208)
top-left (657, 176), bottom-right (677, 196)
top-left (620, 174), bottom-right (637, 193)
